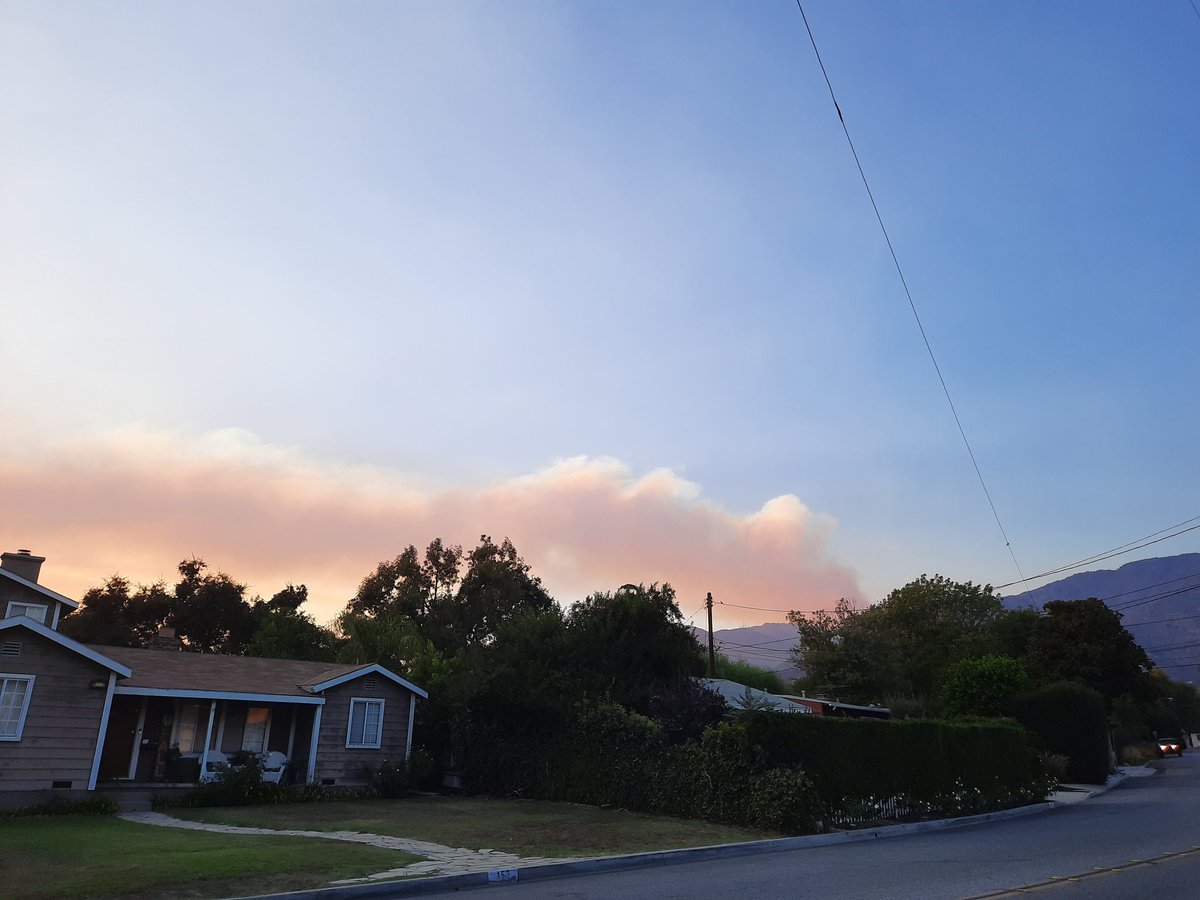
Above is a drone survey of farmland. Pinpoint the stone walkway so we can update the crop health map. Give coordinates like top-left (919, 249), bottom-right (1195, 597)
top-left (119, 811), bottom-right (584, 883)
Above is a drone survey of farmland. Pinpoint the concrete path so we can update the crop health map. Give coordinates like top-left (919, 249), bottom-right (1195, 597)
top-left (118, 811), bottom-right (585, 882)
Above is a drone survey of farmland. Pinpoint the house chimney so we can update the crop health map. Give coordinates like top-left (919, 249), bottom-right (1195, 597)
top-left (1, 550), bottom-right (45, 584)
top-left (149, 626), bottom-right (183, 651)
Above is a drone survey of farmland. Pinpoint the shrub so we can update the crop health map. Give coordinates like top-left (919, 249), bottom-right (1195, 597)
top-left (1012, 681), bottom-right (1111, 784)
top-left (463, 702), bottom-right (823, 833)
top-left (736, 710), bottom-right (1054, 823)
top-left (940, 656), bottom-right (1029, 718)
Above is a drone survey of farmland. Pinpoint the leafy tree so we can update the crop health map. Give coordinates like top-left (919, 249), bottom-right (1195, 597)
top-left (335, 612), bottom-right (425, 673)
top-left (990, 608), bottom-right (1041, 658)
top-left (788, 598), bottom-right (904, 704)
top-left (564, 583), bottom-right (702, 714)
top-left (348, 542), bottom-right (454, 622)
top-left (59, 576), bottom-right (172, 647)
top-left (641, 677), bottom-right (729, 744)
top-left (172, 558), bottom-right (257, 654)
top-left (430, 536), bottom-right (554, 651)
top-left (1023, 599), bottom-right (1152, 704)
top-left (789, 576), bottom-right (1005, 705)
top-left (242, 584), bottom-right (338, 661)
top-left (712, 653), bottom-right (786, 694)
top-left (1147, 671), bottom-right (1200, 735)
top-left (940, 655), bottom-right (1030, 718)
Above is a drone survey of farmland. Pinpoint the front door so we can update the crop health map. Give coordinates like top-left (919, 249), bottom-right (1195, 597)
top-left (98, 698), bottom-right (140, 780)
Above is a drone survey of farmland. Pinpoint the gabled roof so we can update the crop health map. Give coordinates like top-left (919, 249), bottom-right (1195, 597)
top-left (0, 567), bottom-right (80, 610)
top-left (92, 645), bottom-right (426, 703)
top-left (0, 616), bottom-right (131, 676)
top-left (306, 662), bottom-right (428, 698)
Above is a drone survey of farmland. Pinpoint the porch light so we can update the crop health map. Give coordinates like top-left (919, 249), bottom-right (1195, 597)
top-left (88, 678), bottom-right (106, 689)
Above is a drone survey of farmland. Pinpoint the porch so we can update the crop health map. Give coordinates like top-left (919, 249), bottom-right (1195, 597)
top-left (97, 693), bottom-right (320, 787)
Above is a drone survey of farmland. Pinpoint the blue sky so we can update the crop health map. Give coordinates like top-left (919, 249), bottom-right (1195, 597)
top-left (2, 2), bottom-right (1197, 628)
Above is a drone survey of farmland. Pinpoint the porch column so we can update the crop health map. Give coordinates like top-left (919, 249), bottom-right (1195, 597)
top-left (305, 704), bottom-right (323, 784)
top-left (198, 700), bottom-right (218, 778)
top-left (87, 673), bottom-right (118, 790)
top-left (126, 697), bottom-right (148, 779)
top-left (286, 709), bottom-right (297, 760)
top-left (406, 695), bottom-right (416, 760)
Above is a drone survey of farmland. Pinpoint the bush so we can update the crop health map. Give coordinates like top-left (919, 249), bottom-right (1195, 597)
top-left (463, 702), bottom-right (824, 834)
top-left (736, 710), bottom-right (1054, 824)
top-left (459, 702), bottom-right (1053, 832)
top-left (1012, 681), bottom-right (1111, 784)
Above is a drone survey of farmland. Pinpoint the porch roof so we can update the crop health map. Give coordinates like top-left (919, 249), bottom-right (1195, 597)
top-left (89, 645), bottom-right (409, 700)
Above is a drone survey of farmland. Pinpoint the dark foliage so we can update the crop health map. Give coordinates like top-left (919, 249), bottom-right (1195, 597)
top-left (1012, 681), bottom-right (1111, 784)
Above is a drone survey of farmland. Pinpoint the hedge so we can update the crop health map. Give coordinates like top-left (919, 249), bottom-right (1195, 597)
top-left (462, 702), bottom-right (824, 833)
top-left (1012, 681), bottom-right (1111, 784)
top-left (738, 712), bottom-right (1055, 824)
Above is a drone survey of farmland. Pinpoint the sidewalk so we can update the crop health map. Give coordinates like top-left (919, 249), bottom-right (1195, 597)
top-left (124, 765), bottom-right (1153, 900)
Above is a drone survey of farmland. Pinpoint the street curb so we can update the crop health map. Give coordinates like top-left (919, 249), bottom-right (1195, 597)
top-left (234, 771), bottom-right (1140, 900)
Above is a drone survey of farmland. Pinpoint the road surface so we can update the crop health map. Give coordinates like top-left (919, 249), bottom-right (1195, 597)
top-left (403, 754), bottom-right (1200, 899)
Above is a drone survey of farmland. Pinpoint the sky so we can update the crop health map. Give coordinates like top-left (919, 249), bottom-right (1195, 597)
top-left (2, 1), bottom-right (1197, 635)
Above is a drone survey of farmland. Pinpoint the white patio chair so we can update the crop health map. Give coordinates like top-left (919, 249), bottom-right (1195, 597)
top-left (199, 750), bottom-right (230, 783)
top-left (261, 750), bottom-right (288, 784)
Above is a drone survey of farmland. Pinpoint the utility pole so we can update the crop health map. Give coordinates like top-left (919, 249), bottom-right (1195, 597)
top-left (706, 592), bottom-right (716, 677)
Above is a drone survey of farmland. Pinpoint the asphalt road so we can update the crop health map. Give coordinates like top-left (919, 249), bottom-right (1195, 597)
top-left (412, 754), bottom-right (1200, 899)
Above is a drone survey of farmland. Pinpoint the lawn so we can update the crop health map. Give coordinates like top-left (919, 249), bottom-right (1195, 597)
top-left (0, 815), bottom-right (420, 900)
top-left (173, 795), bottom-right (778, 857)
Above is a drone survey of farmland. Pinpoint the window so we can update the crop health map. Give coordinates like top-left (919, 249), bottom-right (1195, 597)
top-left (242, 707), bottom-right (270, 754)
top-left (0, 674), bottom-right (35, 741)
top-left (346, 698), bottom-right (384, 749)
top-left (174, 702), bottom-right (207, 754)
top-left (4, 602), bottom-right (47, 624)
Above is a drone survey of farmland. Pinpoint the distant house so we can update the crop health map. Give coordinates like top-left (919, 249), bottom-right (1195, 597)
top-left (779, 695), bottom-right (891, 719)
top-left (0, 550), bottom-right (427, 808)
top-left (695, 677), bottom-right (813, 714)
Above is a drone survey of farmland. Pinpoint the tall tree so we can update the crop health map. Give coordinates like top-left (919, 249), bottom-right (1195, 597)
top-left (59, 576), bottom-right (172, 647)
top-left (244, 585), bottom-right (338, 661)
top-left (172, 558), bottom-right (257, 653)
top-left (789, 576), bottom-right (1005, 704)
top-left (1024, 598), bottom-right (1152, 704)
top-left (428, 536), bottom-right (553, 652)
top-left (564, 583), bottom-right (702, 713)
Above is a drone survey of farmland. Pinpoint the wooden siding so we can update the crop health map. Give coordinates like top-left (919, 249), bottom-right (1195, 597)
top-left (0, 632), bottom-right (109, 791)
top-left (0, 580), bottom-right (70, 626)
top-left (313, 678), bottom-right (413, 785)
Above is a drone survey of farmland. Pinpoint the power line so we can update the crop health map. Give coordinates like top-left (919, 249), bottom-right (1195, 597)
top-left (794, 1), bottom-right (1027, 593)
top-left (715, 600), bottom-right (795, 614)
top-left (1099, 568), bottom-right (1200, 604)
top-left (1127, 612), bottom-right (1200, 627)
top-left (994, 515), bottom-right (1200, 589)
top-left (1111, 582), bottom-right (1200, 613)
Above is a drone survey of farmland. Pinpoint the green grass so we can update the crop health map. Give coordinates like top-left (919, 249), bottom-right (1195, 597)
top-left (174, 795), bottom-right (778, 857)
top-left (0, 815), bottom-right (421, 900)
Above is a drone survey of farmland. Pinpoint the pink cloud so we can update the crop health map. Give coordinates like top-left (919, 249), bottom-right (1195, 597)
top-left (0, 427), bottom-right (862, 628)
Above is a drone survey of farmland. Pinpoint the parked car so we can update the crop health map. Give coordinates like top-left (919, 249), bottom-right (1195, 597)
top-left (1156, 737), bottom-right (1185, 757)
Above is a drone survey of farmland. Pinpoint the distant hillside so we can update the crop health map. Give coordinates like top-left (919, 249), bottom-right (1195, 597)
top-left (1002, 553), bottom-right (1200, 684)
top-left (693, 622), bottom-right (801, 684)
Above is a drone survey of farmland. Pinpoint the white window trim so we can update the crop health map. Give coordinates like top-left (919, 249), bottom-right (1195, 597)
top-left (346, 697), bottom-right (385, 749)
top-left (0, 673), bottom-right (35, 741)
top-left (4, 602), bottom-right (48, 625)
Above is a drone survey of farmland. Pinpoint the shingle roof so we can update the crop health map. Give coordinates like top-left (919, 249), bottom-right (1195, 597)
top-left (91, 645), bottom-right (377, 698)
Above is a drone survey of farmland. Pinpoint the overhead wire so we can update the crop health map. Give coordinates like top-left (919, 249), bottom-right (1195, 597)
top-left (994, 516), bottom-right (1200, 589)
top-left (794, 1), bottom-right (1029, 595)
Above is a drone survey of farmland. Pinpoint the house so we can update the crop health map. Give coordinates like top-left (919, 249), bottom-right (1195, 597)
top-left (780, 694), bottom-right (891, 719)
top-left (695, 677), bottom-right (813, 714)
top-left (0, 550), bottom-right (427, 808)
